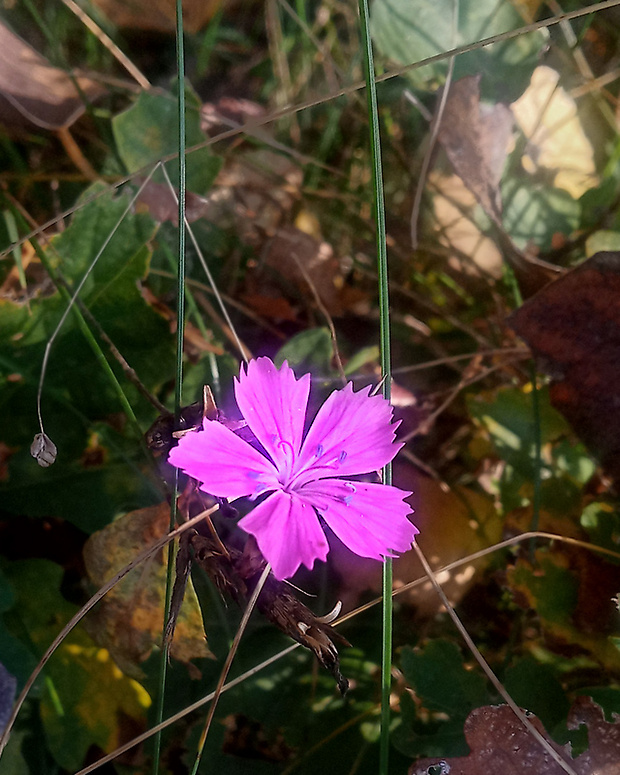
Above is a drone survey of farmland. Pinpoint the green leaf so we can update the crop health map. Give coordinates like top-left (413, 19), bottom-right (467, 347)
top-left (393, 692), bottom-right (470, 758)
top-left (468, 386), bottom-right (568, 474)
top-left (274, 328), bottom-right (334, 375)
top-left (112, 87), bottom-right (222, 194)
top-left (0, 185), bottom-right (175, 529)
top-left (371, 0), bottom-right (543, 100)
top-left (400, 639), bottom-right (491, 716)
top-left (467, 385), bottom-right (574, 511)
top-left (1, 446), bottom-right (161, 533)
top-left (502, 178), bottom-right (581, 251)
top-left (503, 657), bottom-right (569, 732)
top-left (0, 728), bottom-right (30, 775)
top-left (345, 345), bottom-right (380, 375)
top-left (552, 439), bottom-right (596, 485)
top-left (50, 184), bottom-right (174, 388)
top-left (586, 230), bottom-right (620, 256)
top-left (0, 567), bottom-right (15, 612)
top-left (0, 568), bottom-right (38, 687)
top-left (509, 555), bottom-right (579, 624)
top-left (394, 641), bottom-right (493, 758)
top-left (580, 502), bottom-right (620, 560)
top-left (577, 687), bottom-right (620, 721)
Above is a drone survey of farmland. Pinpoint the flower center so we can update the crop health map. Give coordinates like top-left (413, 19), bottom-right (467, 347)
top-left (287, 446), bottom-right (349, 491)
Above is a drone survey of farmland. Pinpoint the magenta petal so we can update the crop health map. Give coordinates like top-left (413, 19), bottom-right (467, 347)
top-left (292, 383), bottom-right (402, 487)
top-left (234, 358), bottom-right (310, 474)
top-left (168, 419), bottom-right (279, 500)
top-left (297, 479), bottom-right (417, 560)
top-left (238, 490), bottom-right (329, 580)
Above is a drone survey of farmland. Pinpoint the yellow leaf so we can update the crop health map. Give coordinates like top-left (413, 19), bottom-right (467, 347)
top-left (512, 65), bottom-right (598, 198)
top-left (83, 503), bottom-right (212, 677)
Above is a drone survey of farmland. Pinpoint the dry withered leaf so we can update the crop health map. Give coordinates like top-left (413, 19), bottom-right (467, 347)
top-left (169, 526), bottom-right (351, 693)
top-left (430, 171), bottom-right (504, 278)
top-left (91, 0), bottom-right (223, 33)
top-left (436, 74), bottom-right (560, 297)
top-left (83, 503), bottom-right (211, 677)
top-left (410, 697), bottom-right (620, 775)
top-left (437, 75), bottom-right (513, 224)
top-left (0, 22), bottom-right (106, 132)
top-left (243, 226), bottom-right (345, 319)
top-left (509, 251), bottom-right (620, 481)
top-left (206, 150), bottom-right (302, 245)
top-left (30, 432), bottom-right (58, 468)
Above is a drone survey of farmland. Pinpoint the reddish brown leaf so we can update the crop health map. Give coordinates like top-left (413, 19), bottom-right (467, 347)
top-left (410, 697), bottom-right (620, 775)
top-left (567, 695), bottom-right (620, 773)
top-left (509, 251), bottom-right (620, 480)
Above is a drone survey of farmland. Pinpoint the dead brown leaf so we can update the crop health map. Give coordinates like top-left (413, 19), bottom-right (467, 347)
top-left (509, 251), bottom-right (620, 482)
top-left (0, 22), bottom-right (106, 132)
top-left (91, 0), bottom-right (223, 33)
top-left (260, 226), bottom-right (344, 316)
top-left (438, 75), bottom-right (513, 224)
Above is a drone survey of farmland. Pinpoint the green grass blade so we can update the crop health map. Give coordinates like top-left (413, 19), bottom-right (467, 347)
top-left (152, 2), bottom-right (188, 773)
top-left (356, 1), bottom-right (393, 772)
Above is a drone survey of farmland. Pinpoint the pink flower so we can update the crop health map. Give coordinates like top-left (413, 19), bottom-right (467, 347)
top-left (168, 358), bottom-right (418, 580)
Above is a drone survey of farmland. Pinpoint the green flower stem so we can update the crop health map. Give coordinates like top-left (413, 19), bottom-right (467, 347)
top-left (152, 2), bottom-right (187, 774)
top-left (356, 1), bottom-right (393, 772)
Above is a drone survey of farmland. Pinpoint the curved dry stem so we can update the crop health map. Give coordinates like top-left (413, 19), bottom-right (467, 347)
top-left (392, 347), bottom-right (530, 374)
top-left (35, 168), bottom-right (159, 437)
top-left (0, 504), bottom-right (220, 758)
top-left (60, 0), bottom-right (151, 89)
top-left (288, 251), bottom-right (346, 385)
